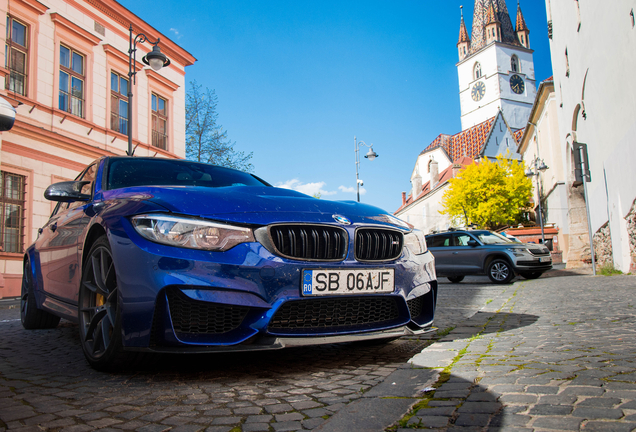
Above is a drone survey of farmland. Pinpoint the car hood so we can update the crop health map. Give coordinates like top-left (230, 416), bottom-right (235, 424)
top-left (102, 186), bottom-right (410, 230)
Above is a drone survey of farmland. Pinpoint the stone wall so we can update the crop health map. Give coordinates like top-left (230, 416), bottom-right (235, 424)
top-left (566, 184), bottom-right (592, 268)
top-left (627, 199), bottom-right (636, 272)
top-left (593, 222), bottom-right (613, 267)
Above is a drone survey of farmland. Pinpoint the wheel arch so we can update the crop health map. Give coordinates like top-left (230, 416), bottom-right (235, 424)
top-left (22, 247), bottom-right (42, 298)
top-left (81, 224), bottom-right (108, 269)
top-left (483, 253), bottom-right (513, 273)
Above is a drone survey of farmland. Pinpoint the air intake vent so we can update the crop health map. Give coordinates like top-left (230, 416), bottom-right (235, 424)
top-left (268, 296), bottom-right (400, 332)
top-left (166, 289), bottom-right (249, 335)
top-left (407, 296), bottom-right (424, 320)
top-left (355, 228), bottom-right (403, 261)
top-left (269, 225), bottom-right (347, 261)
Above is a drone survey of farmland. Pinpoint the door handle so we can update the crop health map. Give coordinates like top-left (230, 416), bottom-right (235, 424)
top-left (50, 222), bottom-right (57, 232)
top-left (452, 252), bottom-right (459, 254)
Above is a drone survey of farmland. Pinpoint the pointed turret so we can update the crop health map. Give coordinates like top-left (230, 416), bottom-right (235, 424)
top-left (458, 6), bottom-right (471, 61)
top-left (515, 1), bottom-right (530, 48)
top-left (485, 0), bottom-right (502, 44)
top-left (470, 0), bottom-right (518, 52)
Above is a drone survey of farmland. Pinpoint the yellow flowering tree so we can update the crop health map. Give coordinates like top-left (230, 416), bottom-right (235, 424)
top-left (440, 155), bottom-right (532, 229)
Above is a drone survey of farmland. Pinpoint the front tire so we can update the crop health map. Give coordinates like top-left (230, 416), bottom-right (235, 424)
top-left (21, 259), bottom-right (60, 329)
top-left (78, 236), bottom-right (128, 371)
top-left (487, 259), bottom-right (514, 284)
top-left (447, 276), bottom-right (465, 283)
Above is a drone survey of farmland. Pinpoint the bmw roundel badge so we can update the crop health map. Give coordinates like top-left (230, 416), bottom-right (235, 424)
top-left (332, 214), bottom-right (351, 225)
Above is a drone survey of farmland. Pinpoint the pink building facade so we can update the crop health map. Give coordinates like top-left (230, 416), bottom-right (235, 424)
top-left (0, 0), bottom-right (195, 298)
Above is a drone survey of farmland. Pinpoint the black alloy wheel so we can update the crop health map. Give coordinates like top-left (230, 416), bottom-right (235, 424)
top-left (447, 276), bottom-right (465, 284)
top-left (487, 259), bottom-right (514, 284)
top-left (21, 259), bottom-right (60, 329)
top-left (520, 271), bottom-right (543, 280)
top-left (78, 236), bottom-right (128, 370)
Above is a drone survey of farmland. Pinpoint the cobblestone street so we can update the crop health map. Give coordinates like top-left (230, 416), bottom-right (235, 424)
top-left (397, 273), bottom-right (636, 432)
top-left (2, 271), bottom-right (635, 432)
top-left (0, 276), bottom-right (503, 432)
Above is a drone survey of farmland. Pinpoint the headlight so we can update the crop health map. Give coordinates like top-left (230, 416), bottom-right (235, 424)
top-left (506, 247), bottom-right (528, 257)
top-left (404, 229), bottom-right (427, 255)
top-left (131, 214), bottom-right (255, 251)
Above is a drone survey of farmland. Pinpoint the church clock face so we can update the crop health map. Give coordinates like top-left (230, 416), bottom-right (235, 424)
top-left (510, 74), bottom-right (525, 94)
top-left (471, 81), bottom-right (486, 101)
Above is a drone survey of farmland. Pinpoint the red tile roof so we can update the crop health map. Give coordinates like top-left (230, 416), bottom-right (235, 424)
top-left (421, 117), bottom-right (495, 162)
top-left (396, 113), bottom-right (529, 214)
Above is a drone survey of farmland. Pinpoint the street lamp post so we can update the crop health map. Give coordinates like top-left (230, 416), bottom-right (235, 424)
top-left (525, 157), bottom-right (549, 245)
top-left (127, 24), bottom-right (171, 156)
top-left (354, 136), bottom-right (378, 202)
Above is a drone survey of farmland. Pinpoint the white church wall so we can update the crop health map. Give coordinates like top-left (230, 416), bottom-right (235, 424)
top-left (547, 0), bottom-right (636, 272)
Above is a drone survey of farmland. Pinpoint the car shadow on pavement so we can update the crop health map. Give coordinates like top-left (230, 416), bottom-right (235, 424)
top-left (389, 374), bottom-right (517, 430)
top-left (435, 311), bottom-right (539, 341)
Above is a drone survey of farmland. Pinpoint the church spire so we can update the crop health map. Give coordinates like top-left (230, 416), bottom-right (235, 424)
top-left (470, 0), bottom-right (518, 53)
top-left (458, 6), bottom-right (471, 61)
top-left (515, 1), bottom-right (530, 48)
top-left (485, 0), bottom-right (502, 44)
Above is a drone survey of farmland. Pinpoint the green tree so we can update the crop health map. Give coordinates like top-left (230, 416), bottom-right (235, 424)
top-left (440, 154), bottom-right (532, 230)
top-left (185, 81), bottom-right (253, 172)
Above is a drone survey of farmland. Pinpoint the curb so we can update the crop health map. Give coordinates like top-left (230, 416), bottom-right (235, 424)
top-left (0, 297), bottom-right (19, 310)
top-left (314, 367), bottom-right (439, 432)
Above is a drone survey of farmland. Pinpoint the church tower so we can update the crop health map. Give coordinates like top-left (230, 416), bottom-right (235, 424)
top-left (456, 0), bottom-right (536, 131)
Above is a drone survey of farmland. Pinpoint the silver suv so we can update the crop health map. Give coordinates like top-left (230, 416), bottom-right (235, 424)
top-left (425, 229), bottom-right (552, 284)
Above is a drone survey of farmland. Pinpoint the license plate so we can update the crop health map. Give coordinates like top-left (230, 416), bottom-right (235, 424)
top-left (540, 256), bottom-right (551, 262)
top-left (302, 269), bottom-right (395, 296)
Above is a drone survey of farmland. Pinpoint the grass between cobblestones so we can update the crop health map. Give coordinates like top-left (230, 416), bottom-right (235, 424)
top-left (387, 284), bottom-right (524, 430)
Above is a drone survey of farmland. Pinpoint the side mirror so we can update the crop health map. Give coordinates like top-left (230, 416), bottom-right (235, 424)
top-left (467, 239), bottom-right (478, 247)
top-left (44, 181), bottom-right (91, 202)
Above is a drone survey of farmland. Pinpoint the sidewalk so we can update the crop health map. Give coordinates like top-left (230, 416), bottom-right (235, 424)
top-left (401, 273), bottom-right (636, 431)
top-left (0, 297), bottom-right (19, 310)
top-left (317, 272), bottom-right (636, 431)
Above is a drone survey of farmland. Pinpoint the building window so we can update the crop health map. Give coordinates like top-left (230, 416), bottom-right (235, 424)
top-left (111, 72), bottom-right (129, 135)
top-left (152, 93), bottom-right (168, 150)
top-left (5, 16), bottom-right (28, 96)
top-left (0, 172), bottom-right (25, 253)
top-left (59, 45), bottom-right (85, 117)
top-left (511, 55), bottom-right (519, 72)
top-left (474, 62), bottom-right (482, 80)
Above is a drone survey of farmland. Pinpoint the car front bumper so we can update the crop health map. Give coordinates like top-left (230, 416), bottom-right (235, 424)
top-left (109, 222), bottom-right (438, 351)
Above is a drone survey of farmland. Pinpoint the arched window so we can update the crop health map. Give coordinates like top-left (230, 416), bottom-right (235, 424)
top-left (474, 62), bottom-right (482, 80)
top-left (511, 55), bottom-right (519, 72)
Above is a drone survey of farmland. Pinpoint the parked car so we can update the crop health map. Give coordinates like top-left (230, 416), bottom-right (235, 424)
top-left (21, 156), bottom-right (437, 370)
top-left (425, 229), bottom-right (552, 284)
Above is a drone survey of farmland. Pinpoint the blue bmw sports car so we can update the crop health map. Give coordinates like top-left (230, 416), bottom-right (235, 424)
top-left (21, 156), bottom-right (437, 370)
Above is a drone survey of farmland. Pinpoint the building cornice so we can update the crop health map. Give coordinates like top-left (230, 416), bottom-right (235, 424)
top-left (456, 40), bottom-right (534, 67)
top-left (64, 0), bottom-right (197, 69)
top-left (517, 80), bottom-right (555, 154)
top-left (11, 0), bottom-right (49, 16)
top-left (51, 12), bottom-right (102, 46)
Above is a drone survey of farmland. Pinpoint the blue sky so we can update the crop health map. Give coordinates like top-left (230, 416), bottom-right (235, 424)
top-left (119, 0), bottom-right (553, 213)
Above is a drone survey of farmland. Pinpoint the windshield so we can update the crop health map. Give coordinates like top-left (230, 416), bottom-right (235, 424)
top-left (106, 158), bottom-right (270, 190)
top-left (474, 231), bottom-right (514, 245)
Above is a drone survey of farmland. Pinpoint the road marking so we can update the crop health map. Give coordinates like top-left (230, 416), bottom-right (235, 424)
top-left (0, 319), bottom-right (20, 323)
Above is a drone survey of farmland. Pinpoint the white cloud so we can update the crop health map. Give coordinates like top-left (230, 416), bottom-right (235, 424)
top-left (170, 28), bottom-right (183, 39)
top-left (276, 179), bottom-right (338, 196)
top-left (339, 185), bottom-right (365, 196)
